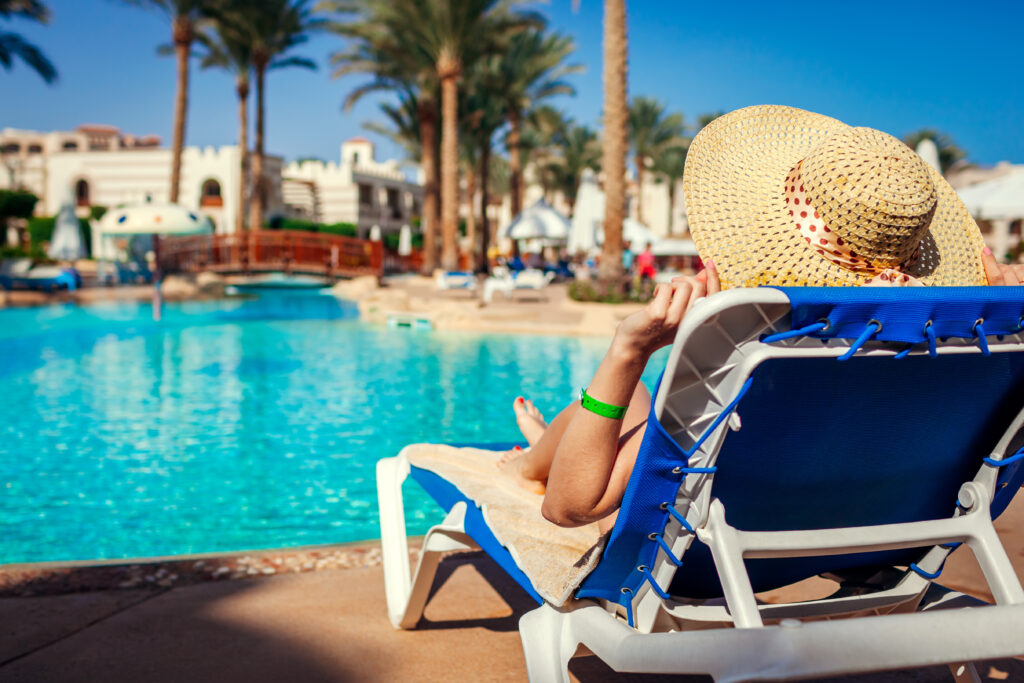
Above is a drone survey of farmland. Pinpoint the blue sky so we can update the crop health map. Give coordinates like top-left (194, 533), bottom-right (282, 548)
top-left (2, 0), bottom-right (1022, 166)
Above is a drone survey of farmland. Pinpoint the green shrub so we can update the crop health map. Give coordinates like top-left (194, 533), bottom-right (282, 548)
top-left (383, 231), bottom-right (423, 251)
top-left (89, 205), bottom-right (108, 221)
top-left (568, 278), bottom-right (652, 304)
top-left (319, 222), bottom-right (357, 237)
top-left (268, 217), bottom-right (317, 232)
top-left (0, 190), bottom-right (38, 220)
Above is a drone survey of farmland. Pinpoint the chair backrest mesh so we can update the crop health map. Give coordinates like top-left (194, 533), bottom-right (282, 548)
top-left (667, 351), bottom-right (1024, 598)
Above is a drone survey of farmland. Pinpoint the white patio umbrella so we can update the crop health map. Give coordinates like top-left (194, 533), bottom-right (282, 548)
top-left (97, 203), bottom-right (214, 236)
top-left (569, 169), bottom-right (604, 254)
top-left (505, 198), bottom-right (570, 241)
top-left (651, 238), bottom-right (699, 256)
top-left (957, 171), bottom-right (1024, 261)
top-left (96, 203), bottom-right (214, 321)
top-left (48, 202), bottom-right (87, 260)
top-left (369, 224), bottom-right (382, 241)
top-left (398, 224), bottom-right (413, 256)
top-left (958, 171), bottom-right (1024, 220)
top-left (915, 139), bottom-right (941, 173)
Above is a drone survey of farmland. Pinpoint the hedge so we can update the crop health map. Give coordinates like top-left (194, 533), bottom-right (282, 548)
top-left (0, 190), bottom-right (38, 221)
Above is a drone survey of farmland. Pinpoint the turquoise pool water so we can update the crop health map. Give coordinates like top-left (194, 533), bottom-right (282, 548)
top-left (0, 290), bottom-right (665, 565)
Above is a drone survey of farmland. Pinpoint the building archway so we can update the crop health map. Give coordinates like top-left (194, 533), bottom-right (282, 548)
top-left (75, 179), bottom-right (90, 207)
top-left (200, 178), bottom-right (223, 207)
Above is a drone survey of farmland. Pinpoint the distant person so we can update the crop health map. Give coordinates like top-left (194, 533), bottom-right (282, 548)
top-left (509, 253), bottom-right (525, 272)
top-left (621, 240), bottom-right (635, 274)
top-left (636, 242), bottom-right (657, 283)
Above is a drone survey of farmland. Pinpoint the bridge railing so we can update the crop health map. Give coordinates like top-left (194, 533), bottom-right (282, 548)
top-left (160, 230), bottom-right (384, 279)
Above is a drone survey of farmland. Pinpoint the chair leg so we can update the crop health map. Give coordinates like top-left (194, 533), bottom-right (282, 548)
top-left (397, 504), bottom-right (475, 629)
top-left (376, 456), bottom-right (413, 628)
top-left (948, 662), bottom-right (982, 683)
top-left (520, 603), bottom-right (577, 683)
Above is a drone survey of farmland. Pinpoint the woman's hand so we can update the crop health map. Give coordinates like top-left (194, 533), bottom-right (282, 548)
top-left (613, 261), bottom-right (721, 360)
top-left (982, 247), bottom-right (1024, 286)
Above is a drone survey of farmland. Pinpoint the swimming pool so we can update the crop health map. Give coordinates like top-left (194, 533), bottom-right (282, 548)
top-left (0, 290), bottom-right (665, 565)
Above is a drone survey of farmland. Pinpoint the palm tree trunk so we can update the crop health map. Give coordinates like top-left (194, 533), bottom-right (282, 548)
top-left (635, 153), bottom-right (645, 225)
top-left (599, 0), bottom-right (628, 287)
top-left (666, 178), bottom-right (676, 237)
top-left (249, 64), bottom-right (266, 231)
top-left (480, 144), bottom-right (491, 275)
top-left (438, 54), bottom-right (460, 272)
top-left (508, 108), bottom-right (522, 217)
top-left (236, 77), bottom-right (249, 233)
top-left (169, 16), bottom-right (192, 204)
top-left (465, 162), bottom-right (477, 271)
top-left (417, 101), bottom-right (438, 274)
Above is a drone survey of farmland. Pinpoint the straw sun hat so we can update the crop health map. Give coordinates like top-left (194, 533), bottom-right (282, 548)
top-left (683, 105), bottom-right (987, 288)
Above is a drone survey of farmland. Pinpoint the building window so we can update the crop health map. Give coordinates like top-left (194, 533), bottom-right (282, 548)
top-left (358, 183), bottom-right (373, 207)
top-left (27, 144), bottom-right (43, 154)
top-left (62, 141), bottom-right (78, 151)
top-left (200, 179), bottom-right (223, 207)
top-left (352, 152), bottom-right (360, 165)
top-left (75, 180), bottom-right (90, 207)
top-left (387, 188), bottom-right (401, 219)
top-left (1, 143), bottom-right (20, 154)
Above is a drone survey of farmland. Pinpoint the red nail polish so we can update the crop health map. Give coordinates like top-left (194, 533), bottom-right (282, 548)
top-left (514, 445), bottom-right (522, 451)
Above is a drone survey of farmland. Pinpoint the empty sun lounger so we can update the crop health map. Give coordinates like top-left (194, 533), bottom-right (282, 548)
top-left (482, 268), bottom-right (555, 303)
top-left (435, 271), bottom-right (477, 294)
top-left (0, 258), bottom-right (79, 292)
top-left (377, 286), bottom-right (1024, 681)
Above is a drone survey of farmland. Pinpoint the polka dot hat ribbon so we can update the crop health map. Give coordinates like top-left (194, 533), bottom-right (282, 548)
top-left (785, 162), bottom-right (924, 287)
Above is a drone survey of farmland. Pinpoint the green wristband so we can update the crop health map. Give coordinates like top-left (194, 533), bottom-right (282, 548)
top-left (580, 388), bottom-right (628, 420)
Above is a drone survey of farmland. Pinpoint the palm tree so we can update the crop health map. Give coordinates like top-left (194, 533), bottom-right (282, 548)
top-left (495, 28), bottom-right (580, 218)
top-left (628, 96), bottom-right (684, 226)
top-left (599, 0), bottom-right (627, 286)
top-left (239, 0), bottom-right (321, 231)
top-left (326, 1), bottom-right (441, 272)
top-left (550, 122), bottom-right (600, 215)
top-left (363, 90), bottom-right (422, 163)
top-left (695, 111), bottom-right (723, 133)
top-left (0, 0), bottom-right (57, 83)
top-left (520, 105), bottom-right (568, 202)
top-left (460, 55), bottom-right (508, 272)
top-left (903, 129), bottom-right (967, 174)
top-left (196, 0), bottom-right (253, 232)
top-left (650, 143), bottom-right (686, 236)
top-left (399, 0), bottom-right (539, 271)
top-left (125, 0), bottom-right (209, 203)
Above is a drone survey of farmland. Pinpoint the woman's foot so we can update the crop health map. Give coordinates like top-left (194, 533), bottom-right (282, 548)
top-left (512, 396), bottom-right (548, 447)
top-left (497, 447), bottom-right (546, 495)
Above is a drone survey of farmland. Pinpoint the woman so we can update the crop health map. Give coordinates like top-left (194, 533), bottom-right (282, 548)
top-left (498, 105), bottom-right (1024, 532)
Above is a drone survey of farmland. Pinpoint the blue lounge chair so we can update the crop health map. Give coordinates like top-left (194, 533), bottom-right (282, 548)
top-left (434, 270), bottom-right (477, 294)
top-left (377, 286), bottom-right (1024, 681)
top-left (0, 258), bottom-right (79, 292)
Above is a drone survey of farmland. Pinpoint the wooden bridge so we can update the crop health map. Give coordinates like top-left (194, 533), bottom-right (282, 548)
top-left (160, 230), bottom-right (413, 280)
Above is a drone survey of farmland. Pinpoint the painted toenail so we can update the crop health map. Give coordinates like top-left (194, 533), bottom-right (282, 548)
top-left (514, 445), bottom-right (522, 450)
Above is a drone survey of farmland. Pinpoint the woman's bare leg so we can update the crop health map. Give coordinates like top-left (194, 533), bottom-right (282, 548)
top-left (498, 383), bottom-right (652, 494)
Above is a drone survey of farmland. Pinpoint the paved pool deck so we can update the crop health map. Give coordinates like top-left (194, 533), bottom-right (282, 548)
top-left (2, 494), bottom-right (1022, 682)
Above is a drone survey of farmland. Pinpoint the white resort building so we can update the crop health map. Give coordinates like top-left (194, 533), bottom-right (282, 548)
top-left (0, 124), bottom-right (284, 234)
top-left (282, 137), bottom-right (423, 238)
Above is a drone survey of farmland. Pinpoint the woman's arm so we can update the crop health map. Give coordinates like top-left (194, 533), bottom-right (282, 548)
top-left (541, 263), bottom-right (721, 526)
